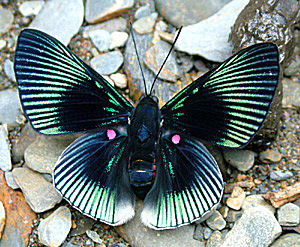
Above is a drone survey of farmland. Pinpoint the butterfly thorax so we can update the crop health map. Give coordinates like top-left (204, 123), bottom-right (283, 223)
top-left (128, 95), bottom-right (161, 199)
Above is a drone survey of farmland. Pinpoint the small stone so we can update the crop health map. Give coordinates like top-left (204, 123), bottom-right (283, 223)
top-left (223, 149), bottom-right (255, 171)
top-left (158, 31), bottom-right (174, 43)
top-left (242, 194), bottom-right (275, 214)
top-left (133, 15), bottom-right (156, 34)
top-left (207, 230), bottom-right (223, 247)
top-left (0, 200), bottom-right (5, 239)
top-left (109, 31), bottom-right (128, 49)
top-left (70, 216), bottom-right (95, 236)
top-left (135, 5), bottom-right (151, 19)
top-left (85, 0), bottom-right (134, 24)
top-left (284, 56), bottom-right (300, 77)
top-left (271, 233), bottom-right (300, 247)
top-left (177, 54), bottom-right (194, 73)
top-left (206, 210), bottom-right (226, 231)
top-left (259, 149), bottom-right (282, 163)
top-left (0, 40), bottom-right (6, 50)
top-left (91, 50), bottom-right (123, 75)
top-left (282, 78), bottom-right (300, 108)
top-left (0, 89), bottom-right (22, 125)
top-left (0, 7), bottom-right (14, 34)
top-left (19, 0), bottom-right (44, 17)
top-left (12, 167), bottom-right (62, 213)
top-left (226, 186), bottom-right (246, 210)
top-left (103, 75), bottom-right (115, 86)
top-left (4, 171), bottom-right (19, 190)
top-left (193, 224), bottom-right (204, 241)
top-left (203, 226), bottom-right (213, 240)
top-left (277, 203), bottom-right (300, 226)
top-left (270, 170), bottom-right (293, 181)
top-left (110, 73), bottom-right (127, 89)
top-left (89, 29), bottom-right (111, 52)
top-left (0, 125), bottom-right (11, 172)
top-left (38, 206), bottom-right (72, 247)
top-left (86, 230), bottom-right (103, 244)
top-left (226, 209), bottom-right (242, 223)
top-left (219, 206), bottom-right (229, 218)
top-left (3, 59), bottom-right (16, 82)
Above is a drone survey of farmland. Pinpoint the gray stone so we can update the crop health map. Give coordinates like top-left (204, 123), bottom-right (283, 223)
top-left (12, 167), bottom-right (62, 213)
top-left (19, 1), bottom-right (44, 17)
top-left (271, 233), bottom-right (300, 247)
top-left (38, 206), bottom-right (71, 247)
top-left (0, 89), bottom-right (21, 124)
top-left (25, 135), bottom-right (76, 174)
top-left (270, 170), bottom-right (293, 181)
top-left (155, 0), bottom-right (231, 27)
top-left (29, 0), bottom-right (84, 45)
top-left (284, 55), bottom-right (300, 77)
top-left (223, 149), bottom-right (255, 172)
top-left (0, 7), bottom-right (13, 35)
top-left (242, 195), bottom-right (275, 214)
top-left (91, 50), bottom-right (123, 75)
top-left (4, 171), bottom-right (19, 190)
top-left (133, 15), bottom-right (156, 34)
top-left (175, 0), bottom-right (249, 62)
top-left (207, 230), bottom-right (223, 247)
top-left (206, 210), bottom-right (226, 231)
top-left (85, 0), bottom-right (134, 24)
top-left (0, 126), bottom-right (11, 172)
top-left (177, 54), bottom-right (194, 73)
top-left (277, 203), bottom-right (300, 226)
top-left (86, 230), bottom-right (103, 244)
top-left (3, 59), bottom-right (16, 82)
top-left (193, 224), bottom-right (204, 241)
top-left (144, 40), bottom-right (181, 82)
top-left (109, 31), bottom-right (128, 50)
top-left (226, 209), bottom-right (242, 223)
top-left (203, 226), bottom-right (213, 240)
top-left (282, 78), bottom-right (300, 108)
top-left (219, 206), bottom-right (229, 218)
top-left (89, 29), bottom-right (111, 52)
top-left (259, 149), bottom-right (282, 163)
top-left (221, 206), bottom-right (282, 247)
top-left (134, 5), bottom-right (151, 19)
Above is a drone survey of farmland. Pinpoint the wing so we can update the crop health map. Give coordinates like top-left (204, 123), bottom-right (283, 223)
top-left (141, 131), bottom-right (223, 229)
top-left (15, 29), bottom-right (133, 135)
top-left (53, 126), bottom-right (135, 225)
top-left (161, 43), bottom-right (280, 148)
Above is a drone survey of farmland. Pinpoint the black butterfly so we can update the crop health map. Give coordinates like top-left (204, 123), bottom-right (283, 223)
top-left (14, 28), bottom-right (279, 230)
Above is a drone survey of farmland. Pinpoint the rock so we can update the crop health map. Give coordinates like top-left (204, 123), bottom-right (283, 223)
top-left (226, 209), bottom-right (242, 223)
top-left (0, 7), bottom-right (13, 35)
top-left (115, 200), bottom-right (201, 247)
top-left (193, 224), bottom-right (204, 241)
top-left (177, 54), bottom-right (194, 73)
top-left (3, 59), bottom-right (16, 82)
top-left (133, 15), bottom-right (156, 34)
top-left (19, 0), bottom-right (44, 17)
top-left (175, 0), bottom-right (249, 62)
top-left (134, 5), bottom-right (151, 19)
top-left (242, 195), bottom-right (275, 214)
top-left (89, 29), bottom-right (111, 52)
top-left (284, 56), bottom-right (300, 77)
top-left (219, 206), bottom-right (229, 218)
top-left (221, 206), bottom-right (282, 247)
top-left (0, 89), bottom-right (22, 124)
top-left (86, 230), bottom-right (103, 244)
top-left (12, 167), bottom-right (62, 213)
top-left (203, 226), bottom-right (213, 240)
top-left (270, 170), bottom-right (293, 181)
top-left (226, 186), bottom-right (246, 210)
top-left (277, 203), bottom-right (300, 226)
top-left (224, 180), bottom-right (255, 193)
top-left (207, 230), bottom-right (223, 247)
top-left (223, 150), bottom-right (255, 172)
top-left (0, 170), bottom-right (37, 247)
top-left (91, 50), bottom-right (123, 75)
top-left (155, 0), bottom-right (231, 28)
top-left (109, 31), bottom-right (128, 50)
top-left (4, 171), bottom-right (19, 190)
top-left (29, 0), bottom-right (84, 45)
top-left (282, 78), bottom-right (300, 108)
top-left (259, 149), bottom-right (282, 163)
top-left (206, 210), bottom-right (226, 231)
top-left (0, 201), bottom-right (5, 239)
top-left (0, 40), bottom-right (6, 50)
top-left (0, 126), bottom-right (11, 172)
top-left (110, 73), bottom-right (127, 89)
top-left (85, 0), bottom-right (134, 24)
top-left (271, 233), bottom-right (300, 247)
top-left (25, 135), bottom-right (76, 174)
top-left (144, 41), bottom-right (181, 82)
top-left (38, 206), bottom-right (72, 247)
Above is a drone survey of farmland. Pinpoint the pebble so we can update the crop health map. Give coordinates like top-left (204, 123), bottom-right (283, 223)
top-left (0, 89), bottom-right (21, 125)
top-left (91, 50), bottom-right (124, 75)
top-left (0, 7), bottom-right (14, 34)
top-left (223, 149), bottom-right (255, 172)
top-left (85, 0), bottom-right (134, 24)
top-left (282, 78), bottom-right (300, 108)
top-left (203, 226), bottom-right (213, 240)
top-left (175, 0), bottom-right (249, 62)
top-left (284, 56), bottom-right (300, 77)
top-left (38, 206), bottom-right (72, 247)
top-left (29, 0), bottom-right (84, 45)
top-left (177, 54), bottom-right (194, 73)
top-left (134, 5), bottom-right (151, 19)
top-left (109, 31), bottom-right (128, 50)
top-left (133, 15), bottom-right (156, 34)
top-left (88, 29), bottom-right (111, 52)
top-left (144, 40), bottom-right (181, 82)
top-left (86, 230), bottom-right (103, 244)
top-left (12, 167), bottom-right (62, 213)
top-left (3, 59), bottom-right (16, 82)
top-left (207, 230), bottom-right (223, 247)
top-left (0, 125), bottom-right (12, 172)
top-left (206, 210), bottom-right (226, 231)
top-left (259, 149), bottom-right (282, 163)
top-left (270, 170), bottom-right (293, 181)
top-left (226, 186), bottom-right (246, 210)
top-left (277, 203), bottom-right (300, 226)
top-left (0, 39), bottom-right (6, 50)
top-left (271, 233), bottom-right (300, 247)
top-left (110, 73), bottom-right (127, 89)
top-left (0, 200), bottom-right (5, 239)
top-left (193, 224), bottom-right (204, 241)
top-left (242, 194), bottom-right (275, 214)
top-left (221, 206), bottom-right (282, 247)
top-left (4, 171), bottom-right (19, 190)
top-left (19, 0), bottom-right (44, 17)
top-left (158, 31), bottom-right (174, 43)
top-left (226, 209), bottom-right (242, 223)
top-left (219, 206), bottom-right (229, 218)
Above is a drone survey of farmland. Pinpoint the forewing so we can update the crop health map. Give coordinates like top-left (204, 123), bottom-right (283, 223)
top-left (161, 43), bottom-right (280, 148)
top-left (15, 29), bottom-right (132, 135)
top-left (53, 127), bottom-right (135, 225)
top-left (141, 132), bottom-right (223, 229)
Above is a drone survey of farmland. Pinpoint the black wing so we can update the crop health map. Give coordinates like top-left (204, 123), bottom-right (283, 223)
top-left (15, 29), bottom-right (133, 135)
top-left (161, 43), bottom-right (280, 148)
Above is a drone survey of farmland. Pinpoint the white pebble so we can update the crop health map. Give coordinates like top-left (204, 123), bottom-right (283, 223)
top-left (110, 73), bottom-right (127, 89)
top-left (19, 1), bottom-right (44, 17)
top-left (109, 31), bottom-right (128, 50)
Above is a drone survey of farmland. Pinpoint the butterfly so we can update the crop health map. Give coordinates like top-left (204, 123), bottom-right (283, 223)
top-left (14, 28), bottom-right (279, 230)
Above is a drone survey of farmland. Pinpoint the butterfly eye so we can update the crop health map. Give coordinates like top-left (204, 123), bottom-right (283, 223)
top-left (106, 129), bottom-right (116, 140)
top-left (171, 134), bottom-right (181, 144)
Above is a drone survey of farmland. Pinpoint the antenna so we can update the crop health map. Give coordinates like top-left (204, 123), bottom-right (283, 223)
top-left (129, 22), bottom-right (148, 95)
top-left (149, 26), bottom-right (183, 95)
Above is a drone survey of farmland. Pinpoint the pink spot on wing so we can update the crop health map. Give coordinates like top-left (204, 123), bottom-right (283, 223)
top-left (172, 134), bottom-right (180, 144)
top-left (107, 129), bottom-right (116, 140)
